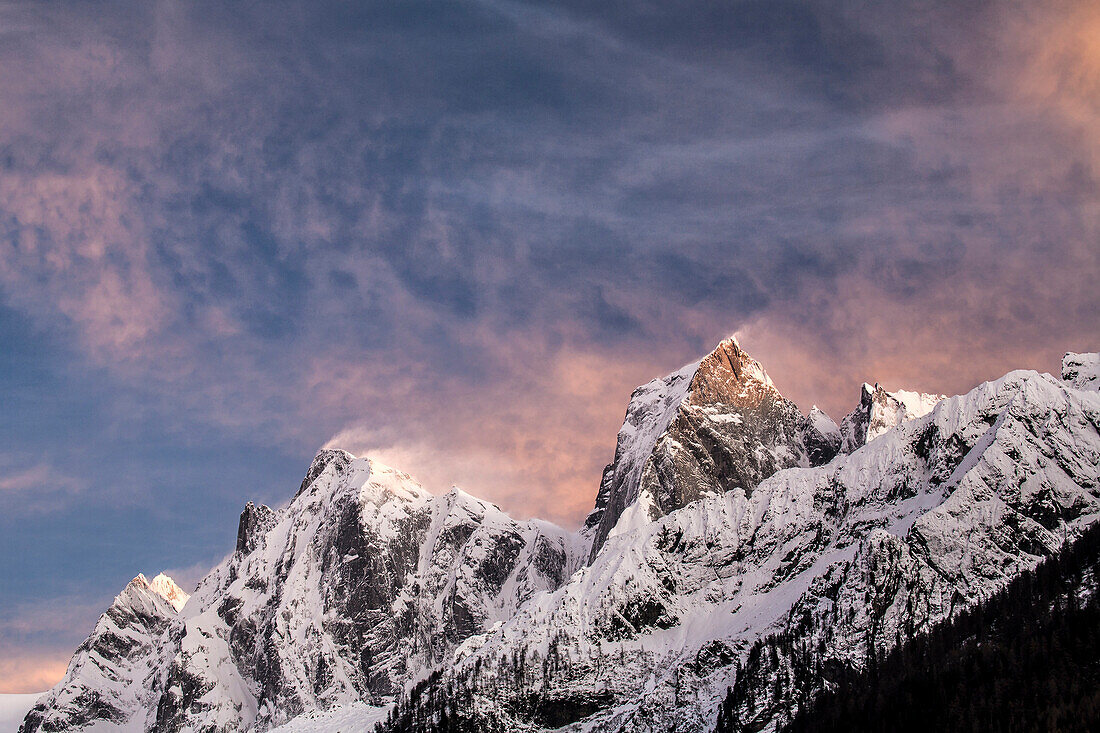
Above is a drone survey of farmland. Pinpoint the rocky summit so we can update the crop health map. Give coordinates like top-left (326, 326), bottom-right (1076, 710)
top-left (21, 338), bottom-right (1100, 733)
top-left (583, 338), bottom-right (840, 562)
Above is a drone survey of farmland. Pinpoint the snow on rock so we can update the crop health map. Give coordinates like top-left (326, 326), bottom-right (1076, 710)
top-left (0, 695), bottom-right (42, 733)
top-left (583, 337), bottom-right (840, 561)
top-left (23, 343), bottom-right (1100, 733)
top-left (393, 367), bottom-right (1100, 732)
top-left (1063, 351), bottom-right (1099, 391)
top-left (31, 454), bottom-right (582, 732)
top-left (839, 382), bottom-right (945, 453)
top-left (20, 574), bottom-right (186, 733)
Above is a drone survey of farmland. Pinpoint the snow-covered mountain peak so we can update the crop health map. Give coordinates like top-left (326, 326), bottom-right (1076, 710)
top-left (25, 440), bottom-right (584, 733)
top-left (840, 381), bottom-right (946, 452)
top-left (291, 449), bottom-right (431, 511)
top-left (439, 484), bottom-right (504, 515)
top-left (294, 447), bottom-right (354, 498)
top-left (584, 337), bottom-right (839, 560)
top-left (120, 574), bottom-right (187, 617)
top-left (686, 336), bottom-right (779, 405)
top-left (21, 572), bottom-right (185, 733)
top-left (390, 364), bottom-right (1100, 732)
top-left (1063, 351), bottom-right (1099, 391)
top-left (351, 457), bottom-right (431, 504)
top-left (24, 342), bottom-right (1100, 733)
top-left (808, 405), bottom-right (839, 434)
top-left (148, 573), bottom-right (190, 612)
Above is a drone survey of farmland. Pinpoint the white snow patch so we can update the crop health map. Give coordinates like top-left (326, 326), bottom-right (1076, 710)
top-left (0, 693), bottom-right (41, 733)
top-left (268, 701), bottom-right (390, 732)
top-left (1063, 351), bottom-right (1099, 391)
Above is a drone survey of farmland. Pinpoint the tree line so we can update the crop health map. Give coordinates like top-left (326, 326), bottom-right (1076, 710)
top-left (717, 520), bottom-right (1100, 733)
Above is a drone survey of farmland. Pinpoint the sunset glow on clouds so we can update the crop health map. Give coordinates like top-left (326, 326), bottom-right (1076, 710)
top-left (1, 0), bottom-right (1098, 691)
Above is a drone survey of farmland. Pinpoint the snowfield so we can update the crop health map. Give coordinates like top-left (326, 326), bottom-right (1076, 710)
top-left (267, 701), bottom-right (389, 732)
top-left (0, 694), bottom-right (41, 733)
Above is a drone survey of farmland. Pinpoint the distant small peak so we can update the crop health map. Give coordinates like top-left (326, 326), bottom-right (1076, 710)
top-left (149, 573), bottom-right (190, 612)
top-left (807, 405), bottom-right (839, 432)
top-left (295, 448), bottom-right (356, 498)
top-left (841, 381), bottom-right (945, 452)
top-left (1063, 352), bottom-right (1099, 391)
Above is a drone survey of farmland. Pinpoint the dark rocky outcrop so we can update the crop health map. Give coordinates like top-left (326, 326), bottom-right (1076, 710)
top-left (236, 501), bottom-right (276, 554)
top-left (585, 337), bottom-right (840, 560)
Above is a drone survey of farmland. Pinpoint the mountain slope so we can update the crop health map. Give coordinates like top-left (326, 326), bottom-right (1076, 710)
top-left (20, 574), bottom-right (188, 733)
top-left (69, 454), bottom-right (580, 732)
top-left (383, 360), bottom-right (1100, 732)
top-left (22, 339), bottom-right (1100, 733)
top-left (584, 337), bottom-right (839, 561)
top-left (723, 520), bottom-right (1100, 733)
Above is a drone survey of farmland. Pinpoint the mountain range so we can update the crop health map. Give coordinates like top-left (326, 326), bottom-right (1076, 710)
top-left (18, 338), bottom-right (1100, 732)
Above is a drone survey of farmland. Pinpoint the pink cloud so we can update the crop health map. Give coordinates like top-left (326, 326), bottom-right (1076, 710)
top-left (0, 654), bottom-right (66, 694)
top-left (0, 457), bottom-right (86, 513)
top-left (0, 166), bottom-right (172, 364)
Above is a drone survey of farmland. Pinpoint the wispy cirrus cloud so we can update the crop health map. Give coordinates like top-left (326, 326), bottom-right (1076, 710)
top-left (0, 456), bottom-right (86, 515)
top-left (0, 0), bottom-right (1094, 518)
top-left (0, 0), bottom-right (1098, 692)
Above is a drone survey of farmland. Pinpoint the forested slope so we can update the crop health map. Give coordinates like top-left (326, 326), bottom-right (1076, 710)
top-left (717, 521), bottom-right (1100, 733)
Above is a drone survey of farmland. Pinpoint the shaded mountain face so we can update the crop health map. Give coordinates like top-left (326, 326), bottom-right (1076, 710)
top-left (21, 574), bottom-right (188, 733)
top-left (737, 521), bottom-right (1100, 733)
top-left (24, 455), bottom-right (580, 732)
top-left (23, 339), bottom-right (1100, 733)
top-left (584, 338), bottom-right (841, 561)
top-left (385, 361), bottom-right (1100, 731)
top-left (838, 382), bottom-right (944, 454)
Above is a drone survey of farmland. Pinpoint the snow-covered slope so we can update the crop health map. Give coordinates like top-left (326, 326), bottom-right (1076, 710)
top-left (20, 574), bottom-right (188, 733)
top-left (24, 453), bottom-right (581, 732)
top-left (583, 337), bottom-right (840, 561)
top-left (838, 382), bottom-right (945, 453)
top-left (0, 696), bottom-right (41, 733)
top-left (22, 339), bottom-right (1100, 733)
top-left (387, 361), bottom-right (1100, 731)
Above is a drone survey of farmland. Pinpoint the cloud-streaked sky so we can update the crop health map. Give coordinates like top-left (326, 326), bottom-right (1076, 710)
top-left (1, 0), bottom-right (1097, 692)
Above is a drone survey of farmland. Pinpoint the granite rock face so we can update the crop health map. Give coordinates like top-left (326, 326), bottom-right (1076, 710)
top-left (584, 337), bottom-right (840, 561)
top-left (20, 574), bottom-right (188, 733)
top-left (236, 501), bottom-right (277, 555)
top-left (23, 340), bottom-right (1100, 733)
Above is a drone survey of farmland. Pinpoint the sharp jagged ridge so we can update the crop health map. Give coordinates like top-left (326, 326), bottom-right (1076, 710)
top-left (22, 338), bottom-right (1100, 733)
